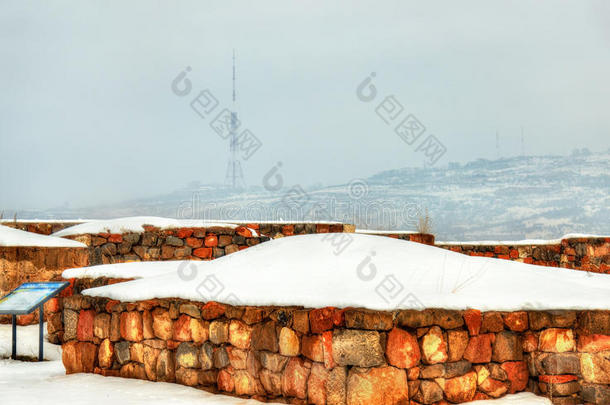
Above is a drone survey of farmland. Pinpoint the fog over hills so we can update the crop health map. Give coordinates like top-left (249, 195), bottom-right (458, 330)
top-left (9, 151), bottom-right (610, 241)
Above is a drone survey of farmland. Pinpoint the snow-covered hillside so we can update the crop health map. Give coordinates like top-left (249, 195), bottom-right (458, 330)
top-left (9, 152), bottom-right (610, 240)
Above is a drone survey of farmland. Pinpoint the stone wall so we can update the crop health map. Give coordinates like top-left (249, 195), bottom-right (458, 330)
top-left (62, 223), bottom-right (354, 266)
top-left (0, 221), bottom-right (86, 235)
top-left (0, 246), bottom-right (88, 324)
top-left (436, 237), bottom-right (610, 274)
top-left (57, 283), bottom-right (610, 404)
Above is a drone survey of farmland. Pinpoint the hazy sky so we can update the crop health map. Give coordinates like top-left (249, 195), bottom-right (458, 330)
top-left (1, 1), bottom-right (609, 210)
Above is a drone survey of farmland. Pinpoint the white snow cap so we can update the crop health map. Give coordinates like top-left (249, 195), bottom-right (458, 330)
top-left (52, 216), bottom-right (257, 237)
top-left (77, 233), bottom-right (610, 311)
top-left (0, 225), bottom-right (86, 248)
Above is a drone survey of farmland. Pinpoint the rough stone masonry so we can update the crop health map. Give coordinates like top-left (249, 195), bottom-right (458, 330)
top-left (56, 286), bottom-right (610, 405)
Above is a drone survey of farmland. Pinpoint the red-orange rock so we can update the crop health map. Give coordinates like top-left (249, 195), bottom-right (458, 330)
top-left (77, 309), bottom-right (95, 342)
top-left (120, 311), bottom-right (143, 342)
top-left (152, 308), bottom-right (173, 340)
top-left (236, 226), bottom-right (252, 237)
top-left (310, 307), bottom-right (336, 334)
top-left (302, 335), bottom-right (324, 362)
top-left (445, 371), bottom-right (477, 403)
top-left (62, 341), bottom-right (97, 374)
top-left (173, 314), bottom-right (193, 342)
top-left (46, 298), bottom-right (61, 313)
top-left (539, 374), bottom-right (578, 384)
top-left (503, 312), bottom-right (528, 332)
top-left (346, 366), bottom-right (408, 405)
top-left (322, 331), bottom-right (335, 369)
top-left (479, 377), bottom-right (509, 398)
top-left (234, 370), bottom-right (264, 396)
top-left (539, 328), bottom-right (575, 353)
top-left (201, 301), bottom-right (226, 320)
top-left (578, 334), bottom-right (610, 353)
top-left (185, 237), bottom-right (203, 248)
top-left (204, 234), bottom-right (218, 247)
top-left (386, 327), bottom-right (421, 369)
top-left (463, 334), bottom-right (494, 363)
top-left (193, 247), bottom-right (212, 259)
top-left (501, 361), bottom-right (529, 394)
top-left (307, 363), bottom-right (329, 405)
top-left (218, 367), bottom-right (235, 392)
top-left (108, 234), bottom-right (123, 243)
top-left (463, 309), bottom-right (482, 336)
top-left (282, 357), bottom-right (311, 399)
top-left (176, 228), bottom-right (194, 238)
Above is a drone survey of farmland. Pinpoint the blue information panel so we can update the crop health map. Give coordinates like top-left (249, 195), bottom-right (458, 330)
top-left (0, 282), bottom-right (69, 315)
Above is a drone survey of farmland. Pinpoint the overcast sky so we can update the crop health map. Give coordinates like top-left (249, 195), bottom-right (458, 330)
top-left (1, 0), bottom-right (609, 210)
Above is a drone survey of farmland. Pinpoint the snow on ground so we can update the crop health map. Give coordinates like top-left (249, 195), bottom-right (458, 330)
top-left (52, 216), bottom-right (258, 237)
top-left (0, 359), bottom-right (551, 405)
top-left (0, 225), bottom-right (86, 248)
top-left (0, 324), bottom-right (551, 404)
top-left (73, 233), bottom-right (610, 311)
top-left (0, 324), bottom-right (61, 360)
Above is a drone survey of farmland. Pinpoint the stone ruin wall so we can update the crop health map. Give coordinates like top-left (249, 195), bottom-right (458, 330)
top-left (55, 281), bottom-right (610, 404)
top-left (0, 246), bottom-right (88, 325)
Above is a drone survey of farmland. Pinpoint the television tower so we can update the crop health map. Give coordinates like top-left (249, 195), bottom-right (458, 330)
top-left (225, 49), bottom-right (246, 189)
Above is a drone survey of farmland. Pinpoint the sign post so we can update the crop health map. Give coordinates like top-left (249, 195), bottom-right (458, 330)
top-left (0, 282), bottom-right (70, 361)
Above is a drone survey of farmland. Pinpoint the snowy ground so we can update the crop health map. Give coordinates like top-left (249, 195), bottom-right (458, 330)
top-left (0, 324), bottom-right (551, 404)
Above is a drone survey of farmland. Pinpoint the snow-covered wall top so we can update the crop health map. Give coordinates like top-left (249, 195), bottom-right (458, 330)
top-left (0, 225), bottom-right (86, 248)
top-left (68, 234), bottom-right (610, 312)
top-left (52, 217), bottom-right (258, 237)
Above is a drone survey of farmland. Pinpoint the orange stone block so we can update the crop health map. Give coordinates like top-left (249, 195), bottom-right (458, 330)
top-left (578, 334), bottom-right (610, 353)
top-left (501, 361), bottom-right (529, 394)
top-left (539, 374), bottom-right (578, 384)
top-left (193, 247), bottom-right (212, 259)
top-left (173, 314), bottom-right (193, 342)
top-left (310, 307), bottom-right (336, 334)
top-left (108, 234), bottom-right (123, 243)
top-left (463, 309), bottom-right (482, 336)
top-left (77, 309), bottom-right (95, 341)
top-left (539, 328), bottom-right (575, 353)
top-left (302, 334), bottom-right (324, 362)
top-left (445, 371), bottom-right (477, 403)
top-left (503, 312), bottom-right (528, 332)
top-left (229, 320), bottom-right (253, 350)
top-left (346, 366), bottom-right (408, 405)
top-left (463, 334), bottom-right (493, 363)
top-left (185, 237), bottom-right (203, 248)
top-left (176, 228), bottom-right (194, 238)
top-left (204, 234), bottom-right (218, 247)
top-left (236, 226), bottom-right (252, 237)
top-left (282, 358), bottom-right (311, 399)
top-left (201, 301), bottom-right (226, 320)
top-left (120, 311), bottom-right (143, 342)
top-left (421, 326), bottom-right (448, 364)
top-left (386, 327), bottom-right (421, 369)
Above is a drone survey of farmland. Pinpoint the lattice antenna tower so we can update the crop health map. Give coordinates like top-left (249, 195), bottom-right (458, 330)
top-left (225, 49), bottom-right (246, 189)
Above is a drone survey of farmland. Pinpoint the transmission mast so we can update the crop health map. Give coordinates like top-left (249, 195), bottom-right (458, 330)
top-left (225, 49), bottom-right (246, 189)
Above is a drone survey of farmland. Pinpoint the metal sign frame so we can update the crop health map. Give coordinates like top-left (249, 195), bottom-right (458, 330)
top-left (0, 281), bottom-right (69, 361)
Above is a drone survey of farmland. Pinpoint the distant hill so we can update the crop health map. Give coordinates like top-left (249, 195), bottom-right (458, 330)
top-left (11, 152), bottom-right (610, 240)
